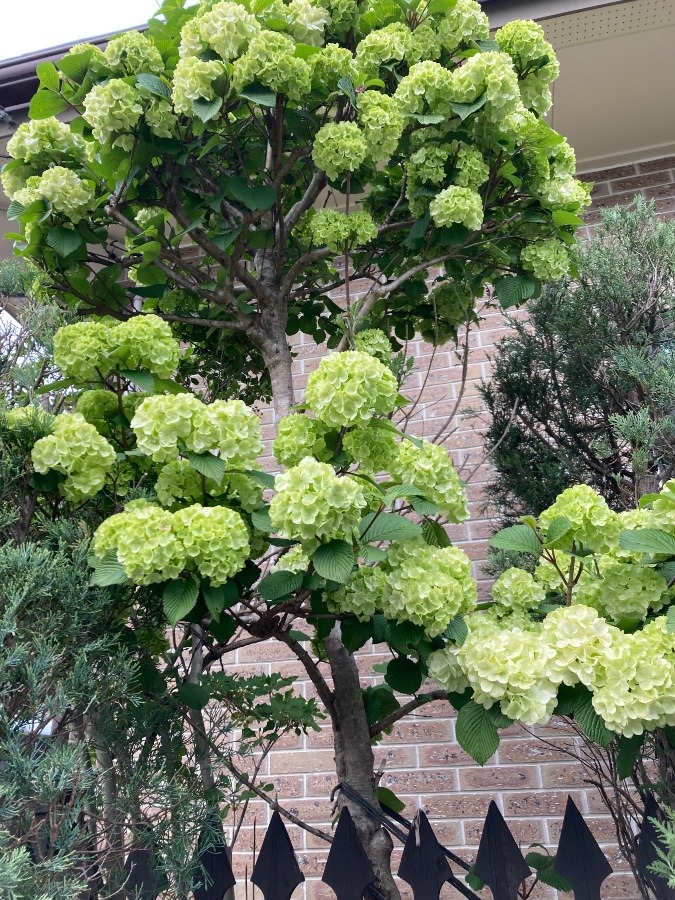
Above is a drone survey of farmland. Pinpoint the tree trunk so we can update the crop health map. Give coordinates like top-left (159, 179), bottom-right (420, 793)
top-left (263, 330), bottom-right (400, 898)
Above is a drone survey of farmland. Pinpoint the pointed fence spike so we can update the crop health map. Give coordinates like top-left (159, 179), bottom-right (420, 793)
top-left (473, 801), bottom-right (531, 900)
top-left (251, 810), bottom-right (304, 900)
top-left (123, 845), bottom-right (159, 900)
top-left (193, 815), bottom-right (236, 900)
top-left (553, 796), bottom-right (612, 900)
top-left (322, 806), bottom-right (377, 900)
top-left (635, 795), bottom-right (675, 900)
top-left (397, 809), bottom-right (453, 900)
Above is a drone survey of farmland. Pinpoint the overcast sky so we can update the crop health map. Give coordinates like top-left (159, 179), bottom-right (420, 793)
top-left (0, 0), bottom-right (165, 62)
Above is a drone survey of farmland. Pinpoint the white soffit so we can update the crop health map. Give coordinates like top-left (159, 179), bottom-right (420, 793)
top-left (541, 0), bottom-right (675, 171)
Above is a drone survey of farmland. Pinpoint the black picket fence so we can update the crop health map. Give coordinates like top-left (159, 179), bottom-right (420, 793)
top-left (125, 787), bottom-right (675, 900)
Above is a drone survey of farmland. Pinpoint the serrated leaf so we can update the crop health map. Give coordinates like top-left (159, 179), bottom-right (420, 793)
top-left (575, 693), bottom-right (613, 746)
top-left (410, 495), bottom-right (440, 516)
top-left (6, 200), bottom-right (25, 221)
top-left (489, 523), bottom-right (541, 554)
top-left (119, 369), bottom-right (155, 392)
top-left (177, 682), bottom-right (210, 710)
top-left (422, 518), bottom-right (451, 547)
top-left (383, 483), bottom-right (423, 504)
top-left (450, 94), bottom-right (486, 121)
top-left (258, 570), bottom-right (303, 602)
top-left (244, 469), bottom-right (275, 489)
top-left (36, 61), bottom-right (60, 91)
top-left (337, 75), bottom-right (357, 107)
top-left (294, 43), bottom-right (321, 59)
top-left (544, 516), bottom-right (573, 545)
top-left (525, 853), bottom-right (571, 892)
top-left (47, 226), bottom-right (84, 257)
top-left (57, 49), bottom-right (93, 81)
top-left (136, 72), bottom-right (172, 100)
top-left (251, 507), bottom-right (273, 533)
top-left (487, 707), bottom-right (513, 729)
top-left (89, 551), bottom-right (128, 587)
top-left (412, 113), bottom-right (445, 124)
top-left (616, 733), bottom-right (643, 779)
top-left (192, 96), bottom-right (223, 122)
top-left (385, 619), bottom-right (424, 656)
top-left (552, 209), bottom-right (583, 227)
top-left (186, 451), bottom-right (226, 484)
top-left (385, 657), bottom-right (423, 694)
top-left (667, 605), bottom-right (675, 633)
top-left (377, 786), bottom-right (406, 813)
top-left (456, 700), bottom-right (499, 765)
top-left (359, 511), bottom-right (423, 543)
top-left (445, 614), bottom-right (468, 645)
top-left (29, 89), bottom-right (68, 119)
top-left (361, 545), bottom-right (387, 564)
top-left (226, 176), bottom-right (276, 211)
top-left (202, 580), bottom-right (238, 621)
top-left (239, 82), bottom-right (277, 106)
top-left (312, 540), bottom-right (355, 583)
top-left (404, 212), bottom-right (431, 248)
top-left (163, 576), bottom-right (200, 626)
top-left (465, 867), bottom-right (485, 892)
top-left (619, 528), bottom-right (675, 556)
top-left (493, 274), bottom-right (538, 308)
top-left (209, 613), bottom-right (237, 642)
top-left (341, 617), bottom-right (374, 652)
top-left (474, 39), bottom-right (500, 52)
top-left (427, 0), bottom-right (458, 12)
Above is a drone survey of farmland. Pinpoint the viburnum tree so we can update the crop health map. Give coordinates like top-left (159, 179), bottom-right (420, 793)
top-left (1, 0), bottom-right (596, 893)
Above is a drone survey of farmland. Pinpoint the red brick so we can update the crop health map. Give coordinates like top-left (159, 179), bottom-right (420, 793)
top-left (496, 738), bottom-right (577, 764)
top-left (463, 816), bottom-right (545, 847)
top-left (458, 764), bottom-right (538, 792)
top-left (610, 171), bottom-right (672, 192)
top-left (381, 768), bottom-right (458, 794)
top-left (504, 790), bottom-right (583, 817)
top-left (270, 749), bottom-right (335, 774)
top-left (637, 156), bottom-right (675, 173)
top-left (539, 761), bottom-right (592, 788)
top-left (582, 163), bottom-right (637, 182)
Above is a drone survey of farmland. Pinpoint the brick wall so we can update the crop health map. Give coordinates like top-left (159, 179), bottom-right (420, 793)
top-left (232, 157), bottom-right (675, 900)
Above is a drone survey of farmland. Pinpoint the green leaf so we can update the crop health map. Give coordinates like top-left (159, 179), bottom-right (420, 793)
top-left (385, 657), bottom-right (423, 694)
top-left (404, 212), bottom-right (431, 248)
top-left (422, 518), bottom-right (451, 548)
top-left (456, 700), bottom-right (500, 765)
top-left (474, 39), bottom-right (500, 52)
top-left (377, 786), bottom-right (406, 814)
top-left (552, 209), bottom-right (584, 227)
top-left (90, 551), bottom-right (128, 587)
top-left (57, 49), bottom-right (94, 81)
top-left (616, 733), bottom-right (644, 779)
top-left (258, 570), bottom-right (303, 602)
top-left (411, 113), bottom-right (445, 124)
top-left (177, 682), bottom-right (210, 710)
top-left (359, 511), bottom-right (423, 543)
top-left (211, 227), bottom-right (242, 251)
top-left (136, 73), bottom-right (172, 100)
top-left (575, 692), bottom-right (613, 746)
top-left (119, 369), bottom-right (155, 392)
top-left (489, 524), bottom-right (541, 554)
top-left (619, 528), bottom-right (675, 556)
top-left (294, 44), bottom-right (322, 59)
top-left (525, 852), bottom-right (571, 892)
top-left (410, 495), bottom-right (440, 516)
top-left (209, 613), bottom-right (237, 642)
top-left (341, 617), bottom-right (374, 652)
top-left (251, 507), bottom-right (274, 533)
top-left (544, 516), bottom-right (573, 545)
top-left (554, 683), bottom-right (582, 717)
top-left (239, 82), bottom-right (278, 106)
top-left (34, 377), bottom-right (78, 395)
top-left (445, 614), bottom-right (468, 645)
top-left (337, 75), bottom-right (357, 107)
top-left (312, 540), bottom-right (355, 584)
top-left (244, 469), bottom-right (276, 489)
top-left (487, 707), bottom-right (513, 729)
top-left (493, 274), bottom-right (538, 308)
top-left (186, 451), bottom-right (226, 484)
top-left (385, 619), bottom-right (424, 656)
top-left (465, 866), bottom-right (485, 892)
top-left (29, 89), bottom-right (68, 119)
top-left (227, 176), bottom-right (276, 211)
top-left (667, 605), bottom-right (675, 634)
top-left (163, 576), bottom-right (200, 626)
top-left (450, 95), bottom-right (486, 121)
top-left (47, 226), bottom-right (84, 257)
top-left (36, 61), bottom-right (60, 91)
top-left (202, 580), bottom-right (238, 621)
top-left (6, 200), bottom-right (25, 221)
top-left (427, 0), bottom-right (458, 13)
top-left (361, 545), bottom-right (387, 564)
top-left (192, 96), bottom-right (223, 122)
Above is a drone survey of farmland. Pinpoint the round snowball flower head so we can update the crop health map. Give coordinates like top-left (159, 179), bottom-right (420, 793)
top-left (541, 603), bottom-right (619, 688)
top-left (155, 457), bottom-right (204, 508)
top-left (428, 646), bottom-right (470, 694)
top-left (273, 544), bottom-right (310, 574)
top-left (180, 1), bottom-right (261, 60)
top-left (343, 424), bottom-right (399, 474)
top-left (520, 239), bottom-right (570, 281)
top-left (357, 91), bottom-right (405, 163)
top-left (573, 556), bottom-right (668, 624)
top-left (33, 167), bottom-right (95, 223)
top-left (172, 57), bottom-right (227, 116)
top-left (305, 350), bottom-right (398, 429)
top-left (353, 329), bottom-right (392, 362)
top-left (76, 389), bottom-right (119, 435)
top-left (31, 412), bottom-right (117, 501)
top-left (131, 394), bottom-right (213, 462)
top-left (103, 30), bottom-right (164, 75)
top-left (430, 186), bottom-right (484, 232)
top-left (287, 0), bottom-right (331, 46)
top-left (111, 315), bottom-right (181, 379)
top-left (54, 321), bottom-right (112, 382)
top-left (7, 117), bottom-right (87, 166)
top-left (273, 414), bottom-right (329, 467)
top-left (309, 209), bottom-right (377, 253)
top-left (83, 79), bottom-right (144, 147)
top-left (206, 399), bottom-right (263, 467)
top-left (312, 122), bottom-right (368, 182)
top-left (326, 565), bottom-right (387, 622)
top-left (391, 439), bottom-right (468, 522)
top-left (269, 457), bottom-right (367, 542)
top-left (538, 484), bottom-right (621, 552)
top-left (490, 567), bottom-right (545, 614)
top-left (98, 504), bottom-right (186, 585)
top-left (354, 23), bottom-right (412, 77)
top-left (173, 504), bottom-right (250, 585)
top-left (232, 31), bottom-right (312, 101)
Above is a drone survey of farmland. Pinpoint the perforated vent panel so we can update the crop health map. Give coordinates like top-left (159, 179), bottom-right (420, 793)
top-left (543, 0), bottom-right (675, 48)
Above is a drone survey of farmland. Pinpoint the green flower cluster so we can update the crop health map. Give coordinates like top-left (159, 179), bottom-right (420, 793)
top-left (155, 458), bottom-right (205, 507)
top-left (31, 412), bottom-right (117, 501)
top-left (304, 350), bottom-right (398, 428)
top-left (14, 167), bottom-right (94, 223)
top-left (310, 43), bottom-right (355, 88)
top-left (437, 0), bottom-right (489, 53)
top-left (273, 544), bottom-right (310, 574)
top-left (490, 567), bottom-right (545, 614)
top-left (309, 209), bottom-right (377, 252)
top-left (232, 31), bottom-right (312, 101)
top-left (312, 122), bottom-right (368, 182)
top-left (3, 405), bottom-right (53, 432)
top-left (131, 394), bottom-right (262, 464)
top-left (353, 329), bottom-right (391, 362)
top-left (343, 424), bottom-right (399, 474)
top-left (287, 0), bottom-right (331, 45)
top-left (408, 21), bottom-right (442, 65)
top-left (520, 239), bottom-right (570, 281)
top-left (429, 186), bottom-right (484, 232)
top-left (538, 484), bottom-right (621, 552)
top-left (392, 439), bottom-right (468, 522)
top-left (357, 91), bottom-right (405, 163)
top-left (384, 541), bottom-right (477, 637)
top-left (103, 31), bottom-right (165, 75)
top-left (496, 20), bottom-right (559, 116)
top-left (144, 98), bottom-right (179, 139)
top-left (273, 414), bottom-right (329, 467)
top-left (179, 1), bottom-right (261, 59)
top-left (427, 646), bottom-right (469, 694)
top-left (326, 566), bottom-right (386, 622)
top-left (83, 80), bottom-right (143, 148)
top-left (572, 556), bottom-right (668, 624)
top-left (321, 0), bottom-right (359, 36)
top-left (76, 389), bottom-right (120, 435)
top-left (54, 315), bottom-right (181, 381)
top-left (173, 504), bottom-right (251, 584)
top-left (6, 117), bottom-right (87, 167)
top-left (269, 457), bottom-right (367, 542)
top-left (355, 24), bottom-right (412, 77)
top-left (455, 145), bottom-right (490, 190)
top-left (172, 57), bottom-right (226, 116)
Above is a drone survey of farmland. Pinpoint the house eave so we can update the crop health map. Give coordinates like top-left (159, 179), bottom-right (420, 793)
top-left (483, 0), bottom-right (634, 28)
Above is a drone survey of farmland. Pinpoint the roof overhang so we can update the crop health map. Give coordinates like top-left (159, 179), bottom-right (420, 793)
top-left (482, 0), bottom-right (633, 28)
